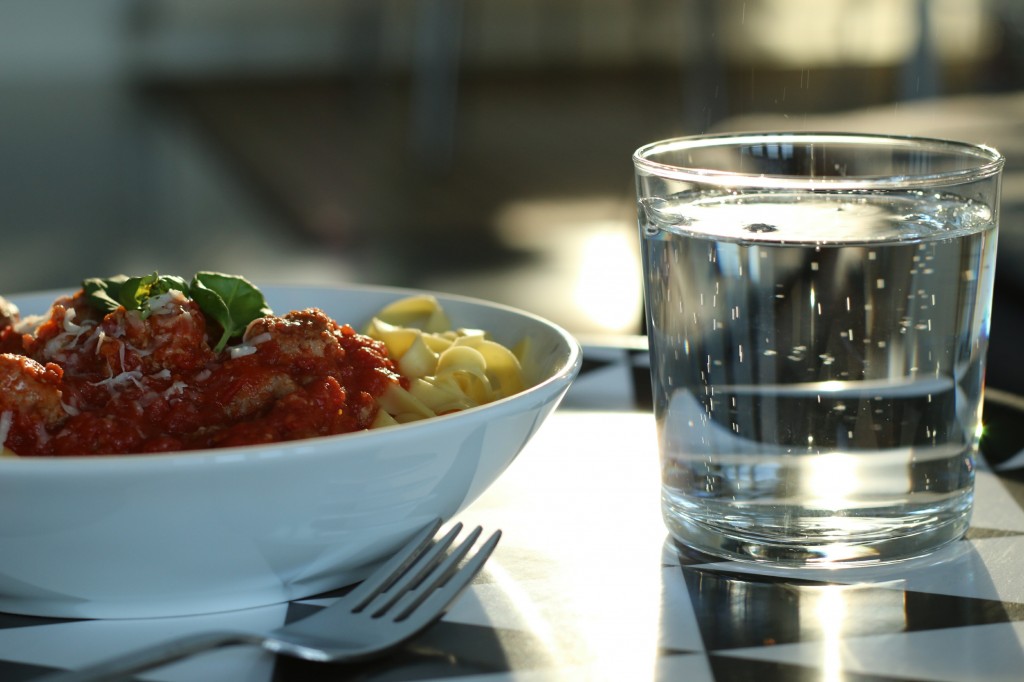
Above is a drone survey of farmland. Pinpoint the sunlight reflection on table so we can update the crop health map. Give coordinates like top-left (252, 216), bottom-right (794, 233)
top-left (463, 411), bottom-right (683, 679)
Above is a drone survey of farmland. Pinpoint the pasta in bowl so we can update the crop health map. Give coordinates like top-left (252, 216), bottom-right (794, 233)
top-left (0, 281), bottom-right (580, 617)
top-left (0, 276), bottom-right (535, 455)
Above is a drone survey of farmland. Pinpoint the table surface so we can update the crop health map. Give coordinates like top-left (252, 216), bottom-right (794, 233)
top-left (6, 340), bottom-right (1024, 681)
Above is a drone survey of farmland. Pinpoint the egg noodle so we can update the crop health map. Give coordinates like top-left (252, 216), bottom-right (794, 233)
top-left (365, 295), bottom-right (528, 426)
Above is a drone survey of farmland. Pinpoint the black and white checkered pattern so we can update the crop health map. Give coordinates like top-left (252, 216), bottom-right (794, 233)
top-left (6, 340), bottom-right (1024, 681)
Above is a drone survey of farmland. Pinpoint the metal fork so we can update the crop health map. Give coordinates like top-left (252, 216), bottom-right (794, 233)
top-left (38, 519), bottom-right (500, 682)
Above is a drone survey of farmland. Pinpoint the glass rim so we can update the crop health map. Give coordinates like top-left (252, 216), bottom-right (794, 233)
top-left (633, 131), bottom-right (1004, 189)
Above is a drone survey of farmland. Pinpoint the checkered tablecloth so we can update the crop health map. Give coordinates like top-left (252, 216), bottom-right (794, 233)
top-left (5, 340), bottom-right (1024, 681)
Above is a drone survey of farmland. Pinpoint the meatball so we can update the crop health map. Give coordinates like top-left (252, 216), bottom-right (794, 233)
top-left (0, 354), bottom-right (66, 429)
top-left (0, 295), bottom-right (18, 330)
top-left (212, 368), bottom-right (299, 421)
top-left (213, 308), bottom-right (398, 435)
top-left (243, 308), bottom-right (342, 365)
top-left (96, 292), bottom-right (215, 375)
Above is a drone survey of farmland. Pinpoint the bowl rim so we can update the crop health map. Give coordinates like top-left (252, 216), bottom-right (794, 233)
top-left (0, 281), bottom-right (582, 470)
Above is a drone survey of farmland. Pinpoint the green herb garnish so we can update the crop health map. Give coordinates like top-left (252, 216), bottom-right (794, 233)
top-left (189, 272), bottom-right (273, 353)
top-left (118, 273), bottom-right (189, 317)
top-left (82, 271), bottom-right (272, 353)
top-left (82, 275), bottom-right (128, 313)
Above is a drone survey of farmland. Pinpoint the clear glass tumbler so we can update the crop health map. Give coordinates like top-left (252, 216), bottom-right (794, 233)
top-left (634, 133), bottom-right (1003, 566)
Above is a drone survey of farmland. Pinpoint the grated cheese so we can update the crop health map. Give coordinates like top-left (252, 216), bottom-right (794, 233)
top-left (126, 341), bottom-right (155, 357)
top-left (13, 313), bottom-right (46, 336)
top-left (62, 308), bottom-right (82, 334)
top-left (229, 345), bottom-right (258, 359)
top-left (34, 422), bottom-right (50, 445)
top-left (0, 411), bottom-right (11, 450)
top-left (248, 332), bottom-right (272, 345)
top-left (93, 370), bottom-right (144, 391)
top-left (162, 381), bottom-right (189, 398)
top-left (147, 290), bottom-right (187, 316)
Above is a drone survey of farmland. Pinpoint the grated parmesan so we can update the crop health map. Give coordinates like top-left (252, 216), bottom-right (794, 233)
top-left (247, 332), bottom-right (272, 345)
top-left (62, 308), bottom-right (82, 334)
top-left (0, 411), bottom-right (11, 450)
top-left (147, 290), bottom-right (187, 316)
top-left (229, 345), bottom-right (258, 359)
top-left (93, 370), bottom-right (144, 391)
top-left (162, 381), bottom-right (189, 398)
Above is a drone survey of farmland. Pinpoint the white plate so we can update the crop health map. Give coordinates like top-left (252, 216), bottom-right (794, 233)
top-left (0, 283), bottom-right (581, 618)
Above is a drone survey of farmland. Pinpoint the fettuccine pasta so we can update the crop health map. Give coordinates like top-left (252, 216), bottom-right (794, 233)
top-left (364, 295), bottom-right (528, 426)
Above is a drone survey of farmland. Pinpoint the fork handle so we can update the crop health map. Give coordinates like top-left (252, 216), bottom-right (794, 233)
top-left (34, 630), bottom-right (261, 682)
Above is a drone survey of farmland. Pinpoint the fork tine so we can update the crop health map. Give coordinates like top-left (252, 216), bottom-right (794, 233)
top-left (365, 522), bottom-right (466, 616)
top-left (345, 517), bottom-right (443, 611)
top-left (394, 529), bottom-right (501, 624)
top-left (369, 525), bottom-right (481, 618)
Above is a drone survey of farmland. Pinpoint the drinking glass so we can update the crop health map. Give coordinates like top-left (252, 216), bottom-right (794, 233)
top-left (634, 133), bottom-right (1003, 566)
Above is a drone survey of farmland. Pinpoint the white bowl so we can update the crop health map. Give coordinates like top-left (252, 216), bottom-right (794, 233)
top-left (0, 284), bottom-right (581, 618)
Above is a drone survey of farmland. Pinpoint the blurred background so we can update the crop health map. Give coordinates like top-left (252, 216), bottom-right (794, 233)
top-left (2, 0), bottom-right (1023, 375)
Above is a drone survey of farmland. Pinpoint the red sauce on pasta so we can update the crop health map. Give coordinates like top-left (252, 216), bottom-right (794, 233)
top-left (0, 290), bottom-right (404, 456)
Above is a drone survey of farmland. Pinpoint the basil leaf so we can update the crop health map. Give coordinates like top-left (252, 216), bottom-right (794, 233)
top-left (117, 273), bottom-right (190, 318)
top-left (189, 272), bottom-right (272, 353)
top-left (118, 273), bottom-right (158, 312)
top-left (161, 275), bottom-right (190, 296)
top-left (188, 282), bottom-right (231, 351)
top-left (82, 271), bottom-right (270, 353)
top-left (82, 275), bottom-right (129, 313)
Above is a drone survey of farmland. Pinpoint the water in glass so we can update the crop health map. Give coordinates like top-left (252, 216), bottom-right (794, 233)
top-left (641, 188), bottom-right (997, 564)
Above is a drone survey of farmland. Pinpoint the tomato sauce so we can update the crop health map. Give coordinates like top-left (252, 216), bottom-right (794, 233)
top-left (0, 290), bottom-right (404, 456)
